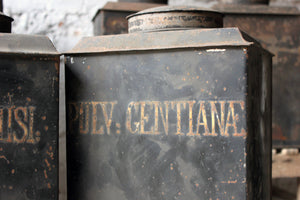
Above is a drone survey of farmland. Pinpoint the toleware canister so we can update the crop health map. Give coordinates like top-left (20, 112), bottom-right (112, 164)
top-left (65, 6), bottom-right (272, 200)
top-left (0, 15), bottom-right (60, 199)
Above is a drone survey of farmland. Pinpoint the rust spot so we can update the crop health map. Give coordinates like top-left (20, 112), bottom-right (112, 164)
top-left (26, 97), bottom-right (31, 102)
top-left (17, 86), bottom-right (22, 90)
top-left (41, 116), bottom-right (46, 120)
top-left (87, 65), bottom-right (91, 70)
top-left (223, 87), bottom-right (227, 91)
top-left (44, 170), bottom-right (48, 179)
top-left (8, 186), bottom-right (13, 190)
top-left (221, 180), bottom-right (237, 184)
top-left (44, 159), bottom-right (51, 168)
top-left (54, 63), bottom-right (59, 74)
top-left (0, 147), bottom-right (2, 151)
top-left (47, 183), bottom-right (51, 189)
top-left (11, 169), bottom-right (15, 174)
top-left (178, 192), bottom-right (182, 196)
top-left (44, 126), bottom-right (49, 131)
top-left (272, 124), bottom-right (287, 140)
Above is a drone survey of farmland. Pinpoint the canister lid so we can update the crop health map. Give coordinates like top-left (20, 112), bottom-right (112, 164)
top-left (127, 6), bottom-right (223, 33)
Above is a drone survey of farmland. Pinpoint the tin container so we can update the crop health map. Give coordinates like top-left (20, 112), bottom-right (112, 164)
top-left (66, 6), bottom-right (272, 200)
top-left (0, 12), bottom-right (13, 33)
top-left (92, 2), bottom-right (165, 35)
top-left (0, 18), bottom-right (60, 199)
top-left (214, 4), bottom-right (300, 148)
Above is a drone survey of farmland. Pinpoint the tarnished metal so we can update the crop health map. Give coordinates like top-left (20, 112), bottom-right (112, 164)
top-left (66, 6), bottom-right (271, 200)
top-left (68, 28), bottom-right (251, 54)
top-left (214, 4), bottom-right (300, 148)
top-left (119, 0), bottom-right (167, 4)
top-left (220, 0), bottom-right (269, 5)
top-left (0, 12), bottom-right (13, 33)
top-left (127, 6), bottom-right (223, 33)
top-left (92, 2), bottom-right (164, 35)
top-left (0, 33), bottom-right (60, 199)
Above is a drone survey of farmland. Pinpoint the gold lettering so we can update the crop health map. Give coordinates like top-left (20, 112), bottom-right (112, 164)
top-left (140, 102), bottom-right (155, 135)
top-left (91, 102), bottom-right (104, 134)
top-left (172, 102), bottom-right (185, 136)
top-left (225, 102), bottom-right (238, 136)
top-left (126, 102), bottom-right (138, 134)
top-left (153, 102), bottom-right (160, 135)
top-left (100, 101), bottom-right (116, 135)
top-left (27, 106), bottom-right (36, 143)
top-left (79, 103), bottom-right (89, 134)
top-left (13, 107), bottom-right (28, 143)
top-left (210, 101), bottom-right (226, 137)
top-left (187, 101), bottom-right (198, 136)
top-left (159, 102), bottom-right (169, 135)
top-left (6, 107), bottom-right (13, 143)
top-left (233, 101), bottom-right (246, 137)
top-left (197, 102), bottom-right (210, 136)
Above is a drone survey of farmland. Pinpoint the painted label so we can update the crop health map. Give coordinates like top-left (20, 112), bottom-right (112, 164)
top-left (0, 106), bottom-right (41, 144)
top-left (68, 100), bottom-right (246, 137)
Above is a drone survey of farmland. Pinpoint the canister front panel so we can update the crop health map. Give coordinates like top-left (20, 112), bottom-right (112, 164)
top-left (66, 48), bottom-right (248, 200)
top-left (0, 56), bottom-right (59, 200)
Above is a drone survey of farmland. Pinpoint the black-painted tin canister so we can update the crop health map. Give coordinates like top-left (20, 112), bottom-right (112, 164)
top-left (65, 6), bottom-right (272, 200)
top-left (0, 22), bottom-right (60, 199)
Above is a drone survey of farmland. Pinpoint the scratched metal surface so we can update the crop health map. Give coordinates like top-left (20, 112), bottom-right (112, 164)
top-left (66, 43), bottom-right (271, 199)
top-left (213, 4), bottom-right (300, 148)
top-left (0, 52), bottom-right (59, 199)
top-left (127, 7), bottom-right (223, 33)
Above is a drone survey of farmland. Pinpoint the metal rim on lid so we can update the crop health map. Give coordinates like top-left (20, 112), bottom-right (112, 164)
top-left (127, 6), bottom-right (224, 33)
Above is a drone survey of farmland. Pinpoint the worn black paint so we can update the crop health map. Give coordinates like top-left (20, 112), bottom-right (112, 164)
top-left (66, 29), bottom-right (272, 199)
top-left (0, 36), bottom-right (59, 199)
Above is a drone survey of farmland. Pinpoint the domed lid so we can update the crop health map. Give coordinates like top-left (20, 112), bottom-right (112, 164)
top-left (127, 6), bottom-right (223, 33)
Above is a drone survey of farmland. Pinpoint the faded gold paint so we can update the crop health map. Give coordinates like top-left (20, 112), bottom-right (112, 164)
top-left (0, 106), bottom-right (40, 144)
top-left (69, 100), bottom-right (246, 137)
top-left (13, 107), bottom-right (28, 143)
top-left (79, 103), bottom-right (89, 134)
top-left (211, 101), bottom-right (227, 137)
top-left (197, 101), bottom-right (211, 136)
top-left (100, 101), bottom-right (116, 135)
top-left (91, 102), bottom-right (104, 135)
